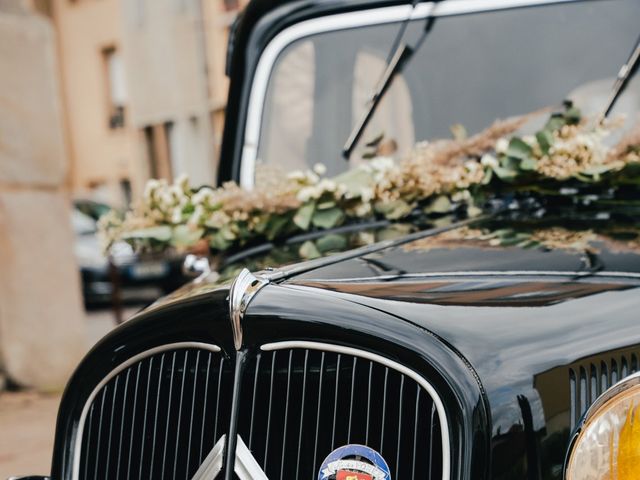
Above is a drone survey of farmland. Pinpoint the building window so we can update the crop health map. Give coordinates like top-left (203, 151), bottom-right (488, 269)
top-left (222, 0), bottom-right (239, 12)
top-left (32, 0), bottom-right (53, 17)
top-left (144, 124), bottom-right (173, 181)
top-left (102, 47), bottom-right (127, 129)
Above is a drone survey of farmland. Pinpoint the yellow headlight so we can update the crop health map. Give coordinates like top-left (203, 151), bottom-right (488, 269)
top-left (566, 372), bottom-right (640, 480)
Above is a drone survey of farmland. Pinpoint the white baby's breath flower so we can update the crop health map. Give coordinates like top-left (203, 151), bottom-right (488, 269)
top-left (317, 179), bottom-right (337, 192)
top-left (205, 210), bottom-right (231, 229)
top-left (296, 186), bottom-right (317, 203)
top-left (313, 163), bottom-right (327, 176)
top-left (287, 170), bottom-right (306, 182)
top-left (307, 171), bottom-right (320, 184)
top-left (496, 138), bottom-right (509, 154)
top-left (354, 202), bottom-right (372, 217)
top-left (192, 187), bottom-right (216, 206)
top-left (369, 156), bottom-right (395, 172)
top-left (464, 160), bottom-right (479, 173)
top-left (481, 154), bottom-right (499, 168)
top-left (175, 173), bottom-right (190, 193)
top-left (359, 187), bottom-right (375, 203)
top-left (451, 190), bottom-right (471, 202)
top-left (171, 207), bottom-right (183, 224)
top-left (188, 204), bottom-right (205, 226)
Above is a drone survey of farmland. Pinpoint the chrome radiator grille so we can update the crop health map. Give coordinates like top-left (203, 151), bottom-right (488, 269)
top-left (569, 351), bottom-right (639, 429)
top-left (237, 346), bottom-right (444, 480)
top-left (78, 346), bottom-right (232, 480)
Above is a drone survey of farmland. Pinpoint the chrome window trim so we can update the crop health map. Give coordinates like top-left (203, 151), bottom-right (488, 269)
top-left (72, 342), bottom-right (222, 480)
top-left (581, 370), bottom-right (640, 425)
top-left (240, 0), bottom-right (581, 188)
top-left (292, 270), bottom-right (640, 283)
top-left (260, 340), bottom-right (452, 480)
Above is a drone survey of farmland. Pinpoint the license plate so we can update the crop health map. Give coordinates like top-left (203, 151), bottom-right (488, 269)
top-left (130, 261), bottom-right (169, 279)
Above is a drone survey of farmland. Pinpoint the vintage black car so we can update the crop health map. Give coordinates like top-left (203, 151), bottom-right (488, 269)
top-left (13, 0), bottom-right (640, 479)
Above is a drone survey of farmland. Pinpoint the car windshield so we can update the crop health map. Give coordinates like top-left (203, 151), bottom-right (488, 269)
top-left (251, 0), bottom-right (640, 187)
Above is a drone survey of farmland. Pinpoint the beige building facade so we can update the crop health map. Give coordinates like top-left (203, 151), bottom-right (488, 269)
top-left (0, 0), bottom-right (87, 389)
top-left (37, 0), bottom-right (246, 207)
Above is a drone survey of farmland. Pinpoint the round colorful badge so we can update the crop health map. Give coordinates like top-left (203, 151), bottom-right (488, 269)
top-left (318, 444), bottom-right (391, 480)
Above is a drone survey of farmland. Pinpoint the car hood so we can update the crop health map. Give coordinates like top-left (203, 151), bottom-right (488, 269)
top-left (272, 213), bottom-right (640, 437)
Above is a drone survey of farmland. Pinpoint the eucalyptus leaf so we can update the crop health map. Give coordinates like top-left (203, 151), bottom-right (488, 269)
top-left (536, 130), bottom-right (554, 155)
top-left (210, 231), bottom-right (233, 251)
top-left (123, 226), bottom-right (172, 242)
top-left (333, 168), bottom-right (375, 197)
top-left (425, 195), bottom-right (452, 214)
top-left (299, 240), bottom-right (321, 260)
top-left (493, 166), bottom-right (518, 182)
top-left (312, 207), bottom-right (344, 229)
top-left (520, 157), bottom-right (538, 171)
top-left (507, 138), bottom-right (533, 161)
top-left (293, 202), bottom-right (315, 230)
top-left (266, 215), bottom-right (290, 240)
top-left (376, 199), bottom-right (413, 220)
top-left (365, 132), bottom-right (385, 148)
top-left (316, 234), bottom-right (348, 253)
top-left (170, 225), bottom-right (204, 248)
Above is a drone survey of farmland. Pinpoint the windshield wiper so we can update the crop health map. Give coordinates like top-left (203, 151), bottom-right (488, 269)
top-left (600, 33), bottom-right (640, 122)
top-left (342, 1), bottom-right (442, 160)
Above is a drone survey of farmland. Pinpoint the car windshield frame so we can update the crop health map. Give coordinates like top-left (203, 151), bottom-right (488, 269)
top-left (239, 0), bottom-right (638, 189)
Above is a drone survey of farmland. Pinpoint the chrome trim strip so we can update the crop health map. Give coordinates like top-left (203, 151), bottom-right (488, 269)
top-left (229, 269), bottom-right (270, 350)
top-left (260, 340), bottom-right (451, 480)
top-left (291, 270), bottom-right (640, 283)
top-left (72, 342), bottom-right (222, 480)
top-left (582, 371), bottom-right (640, 425)
top-left (240, 0), bottom-right (581, 188)
top-left (565, 371), bottom-right (640, 476)
top-left (235, 435), bottom-right (269, 480)
top-left (263, 216), bottom-right (486, 283)
top-left (191, 435), bottom-right (226, 480)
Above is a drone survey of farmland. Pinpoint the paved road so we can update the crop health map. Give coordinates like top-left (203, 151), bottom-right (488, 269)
top-left (0, 305), bottom-right (143, 479)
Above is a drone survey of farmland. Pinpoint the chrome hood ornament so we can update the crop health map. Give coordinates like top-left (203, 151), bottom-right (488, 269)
top-left (229, 269), bottom-right (269, 350)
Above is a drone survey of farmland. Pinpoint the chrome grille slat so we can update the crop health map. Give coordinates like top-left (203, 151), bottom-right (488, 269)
top-left (160, 351), bottom-right (177, 477)
top-left (94, 385), bottom-right (107, 480)
top-left (198, 353), bottom-right (212, 464)
top-left (331, 354), bottom-right (341, 450)
top-left (412, 387), bottom-right (420, 480)
top-left (104, 376), bottom-right (119, 479)
top-left (263, 351), bottom-right (276, 471)
top-left (114, 370), bottom-right (130, 480)
top-left (137, 357), bottom-right (151, 480)
top-left (347, 357), bottom-right (357, 442)
top-left (148, 354), bottom-right (164, 477)
top-left (249, 353), bottom-right (261, 449)
top-left (83, 405), bottom-right (94, 480)
top-left (125, 362), bottom-right (141, 480)
top-left (396, 375), bottom-right (404, 480)
top-left (311, 351), bottom-right (325, 476)
top-left (279, 350), bottom-right (293, 480)
top-left (295, 350), bottom-right (309, 480)
top-left (185, 351), bottom-right (200, 479)
top-left (79, 346), bottom-right (229, 480)
top-left (239, 347), bottom-right (444, 479)
top-left (569, 351), bottom-right (640, 429)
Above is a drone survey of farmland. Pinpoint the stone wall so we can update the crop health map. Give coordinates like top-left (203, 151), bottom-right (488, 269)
top-left (0, 1), bottom-right (86, 389)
